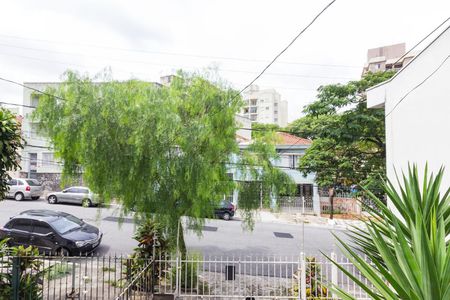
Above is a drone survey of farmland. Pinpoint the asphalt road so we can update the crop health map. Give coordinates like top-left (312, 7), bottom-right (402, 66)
top-left (0, 198), bottom-right (137, 255)
top-left (184, 218), bottom-right (347, 257)
top-left (0, 198), bottom-right (347, 257)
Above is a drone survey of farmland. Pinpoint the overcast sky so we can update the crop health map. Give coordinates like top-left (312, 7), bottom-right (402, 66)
top-left (0, 0), bottom-right (449, 122)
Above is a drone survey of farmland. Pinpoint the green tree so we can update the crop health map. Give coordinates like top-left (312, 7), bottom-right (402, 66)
top-left (289, 71), bottom-right (395, 218)
top-left (251, 122), bottom-right (280, 139)
top-left (0, 108), bottom-right (23, 200)
top-left (33, 70), bottom-right (292, 239)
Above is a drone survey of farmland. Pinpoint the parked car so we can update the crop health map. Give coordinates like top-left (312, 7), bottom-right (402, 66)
top-left (6, 178), bottom-right (43, 201)
top-left (214, 201), bottom-right (236, 220)
top-left (0, 210), bottom-right (102, 256)
top-left (47, 186), bottom-right (99, 207)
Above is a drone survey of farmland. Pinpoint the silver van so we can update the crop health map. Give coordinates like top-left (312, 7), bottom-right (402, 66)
top-left (6, 178), bottom-right (44, 201)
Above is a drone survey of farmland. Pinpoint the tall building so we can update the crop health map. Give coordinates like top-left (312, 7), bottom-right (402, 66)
top-left (240, 85), bottom-right (288, 127)
top-left (362, 43), bottom-right (416, 76)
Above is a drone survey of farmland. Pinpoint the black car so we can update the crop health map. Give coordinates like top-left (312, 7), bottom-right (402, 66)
top-left (214, 201), bottom-right (236, 220)
top-left (0, 210), bottom-right (102, 256)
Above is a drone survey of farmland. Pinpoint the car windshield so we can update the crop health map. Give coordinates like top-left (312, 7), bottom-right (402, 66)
top-left (25, 179), bottom-right (41, 186)
top-left (50, 217), bottom-right (81, 234)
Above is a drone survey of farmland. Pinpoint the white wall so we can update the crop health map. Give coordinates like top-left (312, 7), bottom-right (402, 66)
top-left (367, 27), bottom-right (450, 194)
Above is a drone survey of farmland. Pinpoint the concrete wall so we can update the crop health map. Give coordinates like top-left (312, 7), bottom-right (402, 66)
top-left (367, 27), bottom-right (450, 195)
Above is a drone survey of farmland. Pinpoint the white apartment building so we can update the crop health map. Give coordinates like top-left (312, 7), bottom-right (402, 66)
top-left (240, 85), bottom-right (288, 127)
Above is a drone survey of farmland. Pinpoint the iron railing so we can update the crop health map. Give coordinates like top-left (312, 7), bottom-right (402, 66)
top-left (1, 252), bottom-right (374, 299)
top-left (0, 254), bottom-right (153, 300)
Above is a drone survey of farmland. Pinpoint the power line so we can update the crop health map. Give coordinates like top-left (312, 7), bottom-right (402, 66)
top-left (231, 0), bottom-right (338, 101)
top-left (0, 33), bottom-right (360, 69)
top-left (391, 18), bottom-right (450, 68)
top-left (0, 77), bottom-right (69, 102)
top-left (385, 54), bottom-right (450, 117)
top-left (0, 51), bottom-right (354, 81)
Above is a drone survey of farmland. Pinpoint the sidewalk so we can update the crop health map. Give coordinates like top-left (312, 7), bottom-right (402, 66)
top-left (238, 210), bottom-right (366, 231)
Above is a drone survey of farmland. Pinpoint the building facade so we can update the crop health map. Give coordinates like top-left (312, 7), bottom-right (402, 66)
top-left (362, 43), bottom-right (416, 76)
top-left (240, 85), bottom-right (288, 127)
top-left (367, 26), bottom-right (450, 197)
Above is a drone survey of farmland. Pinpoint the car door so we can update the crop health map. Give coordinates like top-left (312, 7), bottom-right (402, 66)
top-left (6, 179), bottom-right (17, 198)
top-left (7, 218), bottom-right (33, 247)
top-left (60, 188), bottom-right (77, 203)
top-left (30, 220), bottom-right (58, 253)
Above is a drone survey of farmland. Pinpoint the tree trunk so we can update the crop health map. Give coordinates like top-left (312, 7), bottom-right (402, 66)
top-left (328, 187), bottom-right (335, 220)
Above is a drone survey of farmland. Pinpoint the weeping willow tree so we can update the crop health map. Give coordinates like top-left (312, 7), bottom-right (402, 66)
top-left (33, 70), bottom-right (294, 243)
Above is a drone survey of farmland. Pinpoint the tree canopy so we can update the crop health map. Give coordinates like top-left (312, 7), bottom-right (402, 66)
top-left (33, 70), bottom-right (293, 233)
top-left (289, 71), bottom-right (395, 191)
top-left (0, 108), bottom-right (23, 200)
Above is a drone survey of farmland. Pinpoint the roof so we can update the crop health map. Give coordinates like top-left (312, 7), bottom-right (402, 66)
top-left (276, 132), bottom-right (311, 146)
top-left (12, 209), bottom-right (67, 221)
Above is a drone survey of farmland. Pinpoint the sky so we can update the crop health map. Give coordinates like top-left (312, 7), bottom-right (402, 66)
top-left (0, 0), bottom-right (449, 123)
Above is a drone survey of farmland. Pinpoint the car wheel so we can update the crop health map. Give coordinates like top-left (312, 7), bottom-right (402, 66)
top-left (14, 192), bottom-right (24, 201)
top-left (55, 247), bottom-right (70, 257)
top-left (82, 198), bottom-right (92, 207)
top-left (222, 212), bottom-right (231, 221)
top-left (47, 195), bottom-right (57, 204)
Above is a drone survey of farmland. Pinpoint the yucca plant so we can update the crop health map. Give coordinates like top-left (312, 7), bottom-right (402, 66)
top-left (326, 164), bottom-right (450, 299)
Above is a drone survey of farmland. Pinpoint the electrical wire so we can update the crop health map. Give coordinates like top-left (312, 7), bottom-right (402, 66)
top-left (0, 32), bottom-right (360, 68)
top-left (230, 0), bottom-right (338, 101)
top-left (390, 18), bottom-right (450, 68)
top-left (385, 54), bottom-right (450, 117)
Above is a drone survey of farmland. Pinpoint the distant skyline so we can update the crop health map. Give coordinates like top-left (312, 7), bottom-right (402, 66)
top-left (0, 0), bottom-right (449, 123)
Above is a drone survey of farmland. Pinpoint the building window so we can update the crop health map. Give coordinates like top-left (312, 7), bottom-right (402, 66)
top-left (243, 107), bottom-right (249, 114)
top-left (250, 115), bottom-right (257, 121)
top-left (274, 118), bottom-right (278, 122)
top-left (274, 102), bottom-right (278, 107)
top-left (376, 63), bottom-right (381, 69)
top-left (250, 99), bottom-right (257, 106)
top-left (289, 155), bottom-right (298, 169)
top-left (250, 107), bottom-right (257, 113)
top-left (42, 152), bottom-right (54, 166)
top-left (274, 110), bottom-right (278, 114)
top-left (266, 106), bottom-right (269, 110)
top-left (31, 95), bottom-right (39, 107)
top-left (29, 153), bottom-right (37, 171)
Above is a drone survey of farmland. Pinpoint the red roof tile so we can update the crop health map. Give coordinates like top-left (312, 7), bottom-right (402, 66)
top-left (276, 132), bottom-right (311, 146)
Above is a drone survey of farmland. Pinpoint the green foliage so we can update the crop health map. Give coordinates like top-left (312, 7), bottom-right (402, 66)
top-left (290, 71), bottom-right (394, 191)
top-left (291, 256), bottom-right (328, 299)
top-left (33, 70), bottom-right (293, 234)
top-left (44, 262), bottom-right (72, 280)
top-left (0, 240), bottom-right (43, 299)
top-left (251, 122), bottom-right (280, 139)
top-left (327, 165), bottom-right (450, 299)
top-left (0, 108), bottom-right (23, 200)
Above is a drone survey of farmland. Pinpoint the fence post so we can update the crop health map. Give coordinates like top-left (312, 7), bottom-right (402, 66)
top-left (331, 252), bottom-right (338, 299)
top-left (300, 252), bottom-right (306, 300)
top-left (11, 256), bottom-right (20, 300)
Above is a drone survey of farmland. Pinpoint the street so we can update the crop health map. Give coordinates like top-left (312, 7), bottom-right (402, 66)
top-left (0, 198), bottom-right (347, 256)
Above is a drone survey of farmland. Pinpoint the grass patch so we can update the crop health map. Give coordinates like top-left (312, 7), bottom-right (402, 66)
top-left (44, 262), bottom-right (73, 280)
top-left (102, 266), bottom-right (116, 272)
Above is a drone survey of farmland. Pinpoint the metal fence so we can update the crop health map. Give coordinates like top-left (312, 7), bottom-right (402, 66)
top-left (278, 196), bottom-right (314, 214)
top-left (1, 253), bottom-right (374, 299)
top-left (0, 253), bottom-right (153, 300)
top-left (154, 253), bottom-right (373, 299)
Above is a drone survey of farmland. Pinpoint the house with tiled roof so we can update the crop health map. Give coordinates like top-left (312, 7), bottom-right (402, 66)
top-left (232, 131), bottom-right (319, 215)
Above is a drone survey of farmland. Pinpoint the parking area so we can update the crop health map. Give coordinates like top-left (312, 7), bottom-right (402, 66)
top-left (0, 198), bottom-right (138, 255)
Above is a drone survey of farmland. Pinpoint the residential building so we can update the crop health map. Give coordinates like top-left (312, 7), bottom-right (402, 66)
top-left (240, 85), bottom-right (288, 127)
top-left (362, 43), bottom-right (416, 76)
top-left (367, 26), bottom-right (450, 198)
top-left (234, 132), bottom-right (320, 215)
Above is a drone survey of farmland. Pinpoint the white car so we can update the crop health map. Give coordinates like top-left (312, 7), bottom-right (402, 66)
top-left (47, 187), bottom-right (99, 207)
top-left (6, 178), bottom-right (44, 201)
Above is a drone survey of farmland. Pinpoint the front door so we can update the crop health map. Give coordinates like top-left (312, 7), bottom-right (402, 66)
top-left (6, 179), bottom-right (18, 198)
